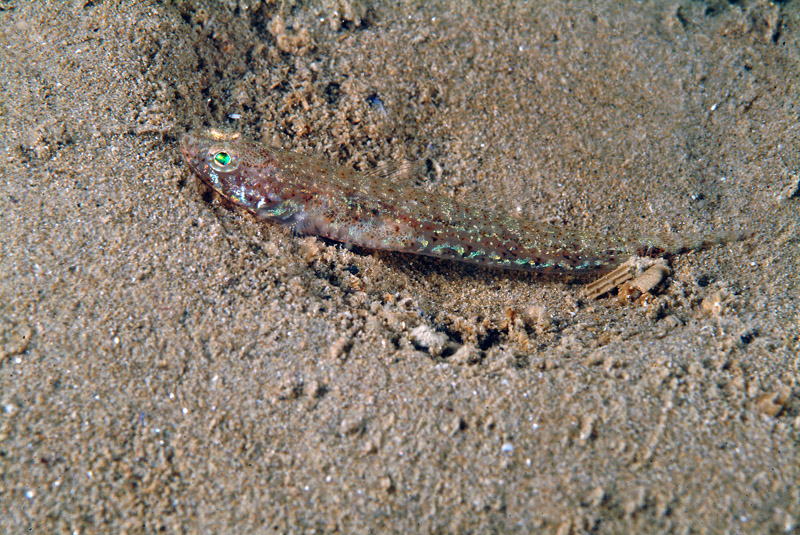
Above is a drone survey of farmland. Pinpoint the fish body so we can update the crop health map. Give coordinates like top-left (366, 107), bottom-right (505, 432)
top-left (180, 128), bottom-right (647, 273)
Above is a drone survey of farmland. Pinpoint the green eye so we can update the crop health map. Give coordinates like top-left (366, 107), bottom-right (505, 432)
top-left (214, 151), bottom-right (231, 166)
top-left (208, 146), bottom-right (239, 173)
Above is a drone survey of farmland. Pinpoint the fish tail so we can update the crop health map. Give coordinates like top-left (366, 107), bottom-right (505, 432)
top-left (634, 228), bottom-right (750, 258)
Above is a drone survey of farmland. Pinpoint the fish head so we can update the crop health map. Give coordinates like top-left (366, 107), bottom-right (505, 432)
top-left (180, 128), bottom-right (272, 212)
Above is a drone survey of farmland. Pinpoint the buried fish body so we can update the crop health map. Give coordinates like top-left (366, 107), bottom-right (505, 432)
top-left (180, 128), bottom-right (659, 274)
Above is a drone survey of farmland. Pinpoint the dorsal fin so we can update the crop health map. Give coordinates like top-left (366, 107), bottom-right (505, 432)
top-left (360, 160), bottom-right (428, 188)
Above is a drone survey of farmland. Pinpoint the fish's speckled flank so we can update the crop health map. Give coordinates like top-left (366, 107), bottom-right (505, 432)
top-left (180, 128), bottom-right (654, 273)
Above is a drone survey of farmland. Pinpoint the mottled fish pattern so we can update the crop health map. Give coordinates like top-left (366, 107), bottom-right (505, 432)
top-left (181, 128), bottom-right (660, 273)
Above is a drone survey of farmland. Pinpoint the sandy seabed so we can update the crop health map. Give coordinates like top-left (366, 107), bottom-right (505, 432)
top-left (1, 1), bottom-right (799, 533)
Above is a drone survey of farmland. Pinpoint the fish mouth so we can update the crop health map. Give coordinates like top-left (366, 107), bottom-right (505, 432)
top-left (180, 132), bottom-right (203, 173)
top-left (179, 132), bottom-right (196, 157)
